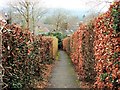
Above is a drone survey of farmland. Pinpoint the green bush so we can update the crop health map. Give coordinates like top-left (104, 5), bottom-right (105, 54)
top-left (43, 32), bottom-right (66, 49)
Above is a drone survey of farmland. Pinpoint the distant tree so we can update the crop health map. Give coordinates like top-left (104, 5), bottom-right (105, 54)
top-left (9, 0), bottom-right (47, 35)
top-left (30, 0), bottom-right (47, 35)
top-left (82, 0), bottom-right (113, 23)
top-left (44, 9), bottom-right (80, 33)
top-left (66, 16), bottom-right (80, 31)
top-left (52, 9), bottom-right (68, 31)
top-left (84, 0), bottom-right (113, 16)
top-left (10, 0), bottom-right (30, 29)
top-left (44, 9), bottom-right (68, 32)
top-left (83, 12), bottom-right (99, 24)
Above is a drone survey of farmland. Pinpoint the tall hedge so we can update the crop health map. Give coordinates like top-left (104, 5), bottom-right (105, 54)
top-left (93, 1), bottom-right (120, 89)
top-left (2, 24), bottom-right (57, 89)
top-left (62, 24), bottom-right (96, 82)
top-left (62, 1), bottom-right (120, 89)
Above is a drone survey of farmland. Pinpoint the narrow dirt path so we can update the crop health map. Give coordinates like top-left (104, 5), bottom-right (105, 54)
top-left (48, 50), bottom-right (80, 88)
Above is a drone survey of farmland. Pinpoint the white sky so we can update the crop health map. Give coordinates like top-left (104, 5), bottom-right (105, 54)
top-left (0, 0), bottom-right (115, 11)
top-left (44, 0), bottom-right (87, 9)
top-left (44, 0), bottom-right (115, 11)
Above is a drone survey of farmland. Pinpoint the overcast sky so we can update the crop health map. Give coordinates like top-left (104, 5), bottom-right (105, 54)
top-left (0, 0), bottom-right (114, 12)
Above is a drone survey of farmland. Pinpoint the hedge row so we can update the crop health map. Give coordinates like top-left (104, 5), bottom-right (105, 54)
top-left (62, 23), bottom-right (95, 83)
top-left (62, 37), bottom-right (70, 54)
top-left (2, 23), bottom-right (58, 89)
top-left (43, 32), bottom-right (67, 49)
top-left (62, 1), bottom-right (120, 89)
top-left (93, 1), bottom-right (120, 89)
top-left (43, 36), bottom-right (58, 59)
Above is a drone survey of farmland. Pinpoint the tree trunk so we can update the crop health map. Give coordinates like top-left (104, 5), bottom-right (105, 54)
top-left (32, 6), bottom-right (35, 35)
top-left (26, 1), bottom-right (29, 30)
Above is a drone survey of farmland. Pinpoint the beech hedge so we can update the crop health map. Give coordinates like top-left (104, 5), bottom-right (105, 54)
top-left (62, 1), bottom-right (120, 89)
top-left (2, 24), bottom-right (57, 89)
top-left (93, 1), bottom-right (120, 89)
top-left (62, 23), bottom-right (96, 82)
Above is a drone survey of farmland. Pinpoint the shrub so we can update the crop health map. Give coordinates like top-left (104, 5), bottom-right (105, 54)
top-left (93, 1), bottom-right (120, 89)
top-left (2, 24), bottom-right (57, 89)
top-left (62, 24), bottom-right (96, 82)
top-left (62, 1), bottom-right (120, 89)
top-left (43, 32), bottom-right (66, 49)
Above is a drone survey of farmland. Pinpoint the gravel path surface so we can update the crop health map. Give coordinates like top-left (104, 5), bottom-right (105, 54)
top-left (48, 50), bottom-right (80, 88)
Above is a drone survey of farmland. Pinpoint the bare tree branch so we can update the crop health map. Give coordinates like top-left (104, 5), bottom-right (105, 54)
top-left (8, 0), bottom-right (47, 34)
top-left (12, 6), bottom-right (27, 20)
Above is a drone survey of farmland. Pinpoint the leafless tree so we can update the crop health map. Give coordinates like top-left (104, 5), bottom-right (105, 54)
top-left (9, 0), bottom-right (47, 35)
top-left (44, 9), bottom-right (80, 33)
top-left (30, 0), bottom-right (47, 35)
top-left (82, 0), bottom-right (113, 24)
top-left (52, 10), bottom-right (68, 31)
top-left (84, 0), bottom-right (113, 15)
top-left (9, 0), bottom-right (30, 29)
